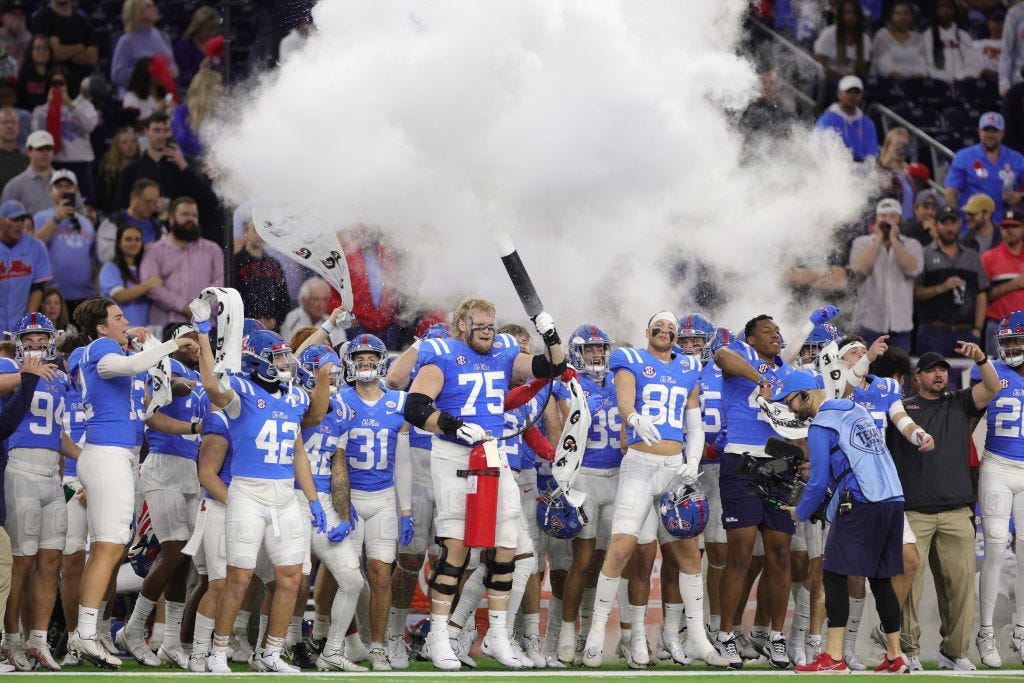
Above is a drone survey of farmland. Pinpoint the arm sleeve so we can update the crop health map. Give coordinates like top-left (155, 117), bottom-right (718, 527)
top-left (505, 378), bottom-right (549, 410)
top-left (96, 339), bottom-right (178, 378)
top-left (394, 431), bottom-right (411, 511)
top-left (795, 425), bottom-right (836, 521)
top-left (684, 407), bottom-right (704, 467)
top-left (523, 426), bottom-right (555, 461)
top-left (0, 373), bottom-right (40, 442)
top-left (886, 399), bottom-right (908, 423)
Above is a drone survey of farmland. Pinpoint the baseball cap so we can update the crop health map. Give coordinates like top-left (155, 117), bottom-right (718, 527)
top-left (979, 111), bottom-right (1005, 131)
top-left (25, 130), bottom-right (54, 150)
top-left (937, 205), bottom-right (961, 222)
top-left (771, 370), bottom-right (819, 402)
top-left (79, 75), bottom-right (110, 100)
top-left (1001, 209), bottom-right (1024, 226)
top-left (915, 352), bottom-right (951, 372)
top-left (49, 168), bottom-right (77, 187)
top-left (906, 162), bottom-right (931, 182)
top-left (0, 199), bottom-right (28, 218)
top-left (963, 193), bottom-right (995, 214)
top-left (876, 198), bottom-right (901, 215)
top-left (914, 188), bottom-right (941, 207)
top-left (838, 75), bottom-right (863, 92)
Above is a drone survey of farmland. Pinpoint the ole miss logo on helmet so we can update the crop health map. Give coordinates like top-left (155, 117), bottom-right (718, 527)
top-left (549, 516), bottom-right (565, 533)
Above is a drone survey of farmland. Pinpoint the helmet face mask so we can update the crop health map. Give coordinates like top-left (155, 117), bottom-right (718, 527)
top-left (297, 344), bottom-right (342, 393)
top-left (241, 330), bottom-right (296, 385)
top-left (344, 334), bottom-right (387, 384)
top-left (569, 324), bottom-right (613, 381)
top-left (658, 476), bottom-right (708, 540)
top-left (801, 323), bottom-right (844, 367)
top-left (997, 312), bottom-right (1024, 368)
top-left (536, 485), bottom-right (587, 539)
top-left (677, 313), bottom-right (714, 362)
top-left (11, 313), bottom-right (57, 362)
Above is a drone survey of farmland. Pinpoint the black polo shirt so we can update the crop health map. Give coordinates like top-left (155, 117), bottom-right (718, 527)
top-left (887, 388), bottom-right (983, 513)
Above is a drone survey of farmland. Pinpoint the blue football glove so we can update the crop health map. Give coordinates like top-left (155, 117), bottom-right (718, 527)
top-left (400, 516), bottom-right (414, 547)
top-left (308, 499), bottom-right (327, 534)
top-left (586, 394), bottom-right (605, 416)
top-left (809, 305), bottom-right (840, 325)
top-left (327, 519), bottom-right (354, 543)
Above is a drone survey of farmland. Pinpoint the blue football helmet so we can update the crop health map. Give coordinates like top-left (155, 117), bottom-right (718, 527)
top-left (677, 313), bottom-right (714, 361)
top-left (241, 330), bottom-right (297, 384)
top-left (658, 476), bottom-right (708, 540)
top-left (296, 344), bottom-right (343, 392)
top-left (799, 323), bottom-right (843, 367)
top-left (708, 327), bottom-right (735, 358)
top-left (242, 318), bottom-right (267, 337)
top-left (10, 312), bottom-right (57, 361)
top-left (997, 311), bottom-right (1024, 368)
top-left (422, 322), bottom-right (450, 340)
top-left (568, 324), bottom-right (613, 381)
top-left (536, 484), bottom-right (588, 539)
top-left (345, 333), bottom-right (387, 383)
top-left (127, 524), bottom-right (160, 578)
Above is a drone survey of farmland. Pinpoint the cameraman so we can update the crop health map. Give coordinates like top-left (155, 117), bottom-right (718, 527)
top-left (31, 168), bottom-right (96, 314)
top-left (776, 370), bottom-right (908, 675)
top-left (849, 198), bottom-right (924, 353)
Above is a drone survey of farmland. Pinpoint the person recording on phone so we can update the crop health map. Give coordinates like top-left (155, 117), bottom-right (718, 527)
top-left (849, 198), bottom-right (923, 353)
top-left (31, 168), bottom-right (96, 314)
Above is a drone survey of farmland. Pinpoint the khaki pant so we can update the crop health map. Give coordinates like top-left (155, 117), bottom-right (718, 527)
top-left (0, 527), bottom-right (11, 627)
top-left (901, 507), bottom-right (975, 658)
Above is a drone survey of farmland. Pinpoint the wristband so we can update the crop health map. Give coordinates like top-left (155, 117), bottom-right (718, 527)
top-left (894, 415), bottom-right (914, 434)
top-left (190, 422), bottom-right (198, 434)
top-left (411, 338), bottom-right (422, 351)
top-left (195, 319), bottom-right (211, 334)
top-left (319, 322), bottom-right (335, 336)
top-left (976, 357), bottom-right (988, 366)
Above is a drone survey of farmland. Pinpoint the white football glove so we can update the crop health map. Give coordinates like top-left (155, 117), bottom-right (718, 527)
top-left (679, 461), bottom-right (699, 483)
top-left (912, 429), bottom-right (935, 451)
top-left (189, 297), bottom-right (212, 324)
top-left (627, 412), bottom-right (662, 446)
top-left (455, 421), bottom-right (488, 445)
top-left (532, 311), bottom-right (555, 337)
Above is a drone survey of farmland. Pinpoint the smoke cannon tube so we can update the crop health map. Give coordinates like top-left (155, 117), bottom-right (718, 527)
top-left (493, 231), bottom-right (544, 318)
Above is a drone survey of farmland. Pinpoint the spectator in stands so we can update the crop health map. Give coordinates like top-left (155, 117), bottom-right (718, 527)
top-left (172, 68), bottom-right (221, 158)
top-left (849, 197), bottom-right (924, 352)
top-left (961, 193), bottom-right (1001, 253)
top-left (945, 112), bottom-right (1024, 223)
top-left (341, 225), bottom-right (404, 348)
top-left (32, 168), bottom-right (95, 312)
top-left (121, 57), bottom-right (171, 122)
top-left (30, 66), bottom-right (97, 201)
top-left (905, 161), bottom-right (932, 193)
top-left (999, 1), bottom-right (1024, 95)
top-left (98, 223), bottom-right (161, 327)
top-left (738, 68), bottom-right (798, 141)
top-left (879, 127), bottom-right (917, 219)
top-left (925, 0), bottom-right (984, 82)
top-left (174, 6), bottom-right (219, 90)
top-left (813, 0), bottom-right (872, 78)
top-left (814, 75), bottom-right (879, 168)
top-left (279, 276), bottom-right (332, 342)
top-left (235, 218), bottom-right (290, 331)
top-left (38, 284), bottom-right (72, 338)
top-left (94, 127), bottom-right (139, 213)
top-left (980, 209), bottom-right (1024, 351)
top-left (1, 129), bottom-right (56, 214)
top-left (16, 34), bottom-right (51, 111)
top-left (29, 0), bottom-right (97, 97)
top-left (139, 195), bottom-right (222, 331)
top-left (0, 107), bottom-right (25, 192)
top-left (890, 348), bottom-right (999, 672)
top-left (0, 198), bottom-right (49, 330)
top-left (0, 0), bottom-right (30, 69)
top-left (912, 205), bottom-right (989, 355)
top-left (95, 177), bottom-right (161, 263)
top-left (975, 7), bottom-right (1004, 79)
top-left (111, 0), bottom-right (177, 93)
top-left (872, 0), bottom-right (928, 79)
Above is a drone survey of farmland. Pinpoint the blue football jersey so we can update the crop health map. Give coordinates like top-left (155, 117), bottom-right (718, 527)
top-left (851, 375), bottom-right (903, 433)
top-left (609, 347), bottom-right (700, 446)
top-left (342, 386), bottom-right (407, 492)
top-left (146, 362), bottom-right (208, 460)
top-left (579, 373), bottom-right (622, 469)
top-left (63, 382), bottom-right (86, 477)
top-left (417, 334), bottom-right (519, 443)
top-left (226, 376), bottom-right (309, 480)
top-left (985, 361), bottom-right (1024, 461)
top-left (720, 340), bottom-right (789, 449)
top-left (503, 402), bottom-right (530, 471)
top-left (405, 366), bottom-right (434, 452)
top-left (202, 410), bottom-right (234, 498)
top-left (7, 369), bottom-right (69, 452)
top-left (699, 361), bottom-right (724, 449)
top-left (80, 337), bottom-right (145, 448)
top-left (300, 395), bottom-right (350, 494)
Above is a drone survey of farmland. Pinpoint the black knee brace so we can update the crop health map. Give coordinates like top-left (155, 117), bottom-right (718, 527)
top-left (823, 570), bottom-right (850, 629)
top-left (427, 537), bottom-right (468, 595)
top-left (482, 548), bottom-right (516, 592)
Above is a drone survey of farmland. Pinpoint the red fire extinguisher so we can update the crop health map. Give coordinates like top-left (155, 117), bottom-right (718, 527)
top-left (461, 443), bottom-right (500, 548)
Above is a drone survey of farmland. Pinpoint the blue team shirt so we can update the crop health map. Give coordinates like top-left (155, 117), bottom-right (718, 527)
top-left (946, 143), bottom-right (1024, 222)
top-left (417, 334), bottom-right (520, 443)
top-left (984, 361), bottom-right (1024, 461)
top-left (98, 261), bottom-right (150, 327)
top-left (721, 340), bottom-right (790, 449)
top-left (0, 232), bottom-right (52, 332)
top-left (202, 410), bottom-right (234, 497)
top-left (342, 385), bottom-right (407, 493)
top-left (7, 368), bottom-right (68, 452)
top-left (699, 361), bottom-right (724, 452)
top-left (579, 373), bottom-right (622, 469)
top-left (300, 395), bottom-right (349, 494)
top-left (63, 381), bottom-right (86, 477)
top-left (503, 384), bottom-right (550, 471)
top-left (609, 347), bottom-right (700, 446)
top-left (851, 375), bottom-right (903, 432)
top-left (405, 366), bottom-right (433, 451)
top-left (80, 337), bottom-right (145, 448)
top-left (226, 375), bottom-right (308, 480)
top-left (814, 107), bottom-right (879, 162)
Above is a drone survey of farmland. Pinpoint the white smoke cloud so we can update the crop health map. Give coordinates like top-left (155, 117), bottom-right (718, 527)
top-left (208, 0), bottom-right (873, 344)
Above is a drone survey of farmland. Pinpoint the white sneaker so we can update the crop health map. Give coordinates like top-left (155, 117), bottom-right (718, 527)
top-left (61, 651), bottom-right (80, 667)
top-left (2, 641), bottom-right (32, 671)
top-left (616, 635), bottom-right (631, 660)
top-left (582, 623), bottom-right (605, 668)
top-left (425, 630), bottom-right (461, 671)
top-left (736, 631), bottom-right (762, 660)
top-left (258, 650), bottom-right (300, 673)
top-left (869, 623), bottom-right (887, 650)
top-left (68, 632), bottom-right (122, 670)
top-left (714, 633), bottom-right (743, 669)
top-left (206, 650), bottom-right (231, 673)
top-left (907, 655), bottom-right (923, 671)
top-left (26, 642), bottom-right (60, 671)
top-left (977, 630), bottom-right (1002, 668)
top-left (229, 633), bottom-right (254, 663)
top-left (627, 629), bottom-right (649, 669)
top-left (523, 633), bottom-right (546, 668)
top-left (157, 643), bottom-right (190, 669)
top-left (0, 661), bottom-right (13, 673)
top-left (345, 634), bottom-right (369, 663)
top-left (788, 632), bottom-right (807, 666)
top-left (556, 625), bottom-right (576, 665)
top-left (188, 652), bottom-right (207, 672)
top-left (115, 628), bottom-right (160, 666)
top-left (98, 630), bottom-right (120, 657)
top-left (658, 627), bottom-right (692, 665)
top-left (481, 630), bottom-right (523, 668)
top-left (844, 651), bottom-right (867, 670)
top-left (509, 636), bottom-right (534, 668)
top-left (573, 634), bottom-right (586, 666)
top-left (688, 638), bottom-right (731, 668)
top-left (1012, 627), bottom-right (1024, 664)
top-left (806, 636), bottom-right (824, 663)
top-left (316, 647), bottom-right (368, 672)
top-left (451, 626), bottom-right (477, 668)
top-left (546, 654), bottom-right (566, 668)
top-left (387, 634), bottom-right (409, 669)
top-left (938, 649), bottom-right (977, 671)
top-left (369, 646), bottom-right (392, 671)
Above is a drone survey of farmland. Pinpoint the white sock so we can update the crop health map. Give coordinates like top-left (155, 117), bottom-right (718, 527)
top-left (127, 595), bottom-right (156, 634)
top-left (163, 601), bottom-right (185, 648)
top-left (312, 613), bottom-right (330, 640)
top-left (709, 614), bottom-right (721, 634)
top-left (264, 634), bottom-right (284, 658)
top-left (150, 621), bottom-right (165, 648)
top-left (615, 580), bottom-right (629, 624)
top-left (680, 572), bottom-right (710, 648)
top-left (77, 607), bottom-right (98, 639)
top-left (523, 612), bottom-right (540, 638)
top-left (27, 630), bottom-right (47, 646)
top-left (544, 597), bottom-right (562, 650)
top-left (388, 608), bottom-right (409, 639)
top-left (591, 573), bottom-right (618, 629)
top-left (844, 597), bottom-right (864, 654)
top-left (790, 586), bottom-right (810, 642)
top-left (287, 616), bottom-right (302, 647)
top-left (430, 613), bottom-right (450, 641)
top-left (193, 613), bottom-right (215, 657)
top-left (451, 568), bottom-right (486, 629)
top-left (506, 556), bottom-right (536, 634)
top-left (257, 613), bottom-right (269, 649)
top-left (488, 609), bottom-right (507, 632)
top-left (663, 602), bottom-right (683, 637)
top-left (580, 587), bottom-right (596, 635)
top-left (234, 610), bottom-right (251, 637)
top-left (629, 603), bottom-right (647, 640)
